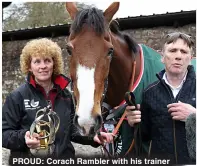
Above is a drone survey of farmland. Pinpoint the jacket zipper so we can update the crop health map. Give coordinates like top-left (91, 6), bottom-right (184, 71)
top-left (46, 87), bottom-right (61, 111)
top-left (172, 120), bottom-right (177, 164)
top-left (172, 86), bottom-right (185, 164)
top-left (47, 89), bottom-right (62, 158)
top-left (166, 84), bottom-right (178, 164)
top-left (160, 76), bottom-right (187, 164)
top-left (159, 78), bottom-right (178, 164)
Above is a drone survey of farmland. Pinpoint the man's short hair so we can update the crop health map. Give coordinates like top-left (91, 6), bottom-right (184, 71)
top-left (162, 32), bottom-right (194, 51)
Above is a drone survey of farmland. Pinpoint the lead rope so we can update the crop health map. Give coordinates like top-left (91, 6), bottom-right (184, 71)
top-left (124, 60), bottom-right (138, 156)
top-left (100, 60), bottom-right (137, 158)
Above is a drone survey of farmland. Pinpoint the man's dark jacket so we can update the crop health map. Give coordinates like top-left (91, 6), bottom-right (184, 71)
top-left (2, 74), bottom-right (99, 160)
top-left (141, 65), bottom-right (196, 165)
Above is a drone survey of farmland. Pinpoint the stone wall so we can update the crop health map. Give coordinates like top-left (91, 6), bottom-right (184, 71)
top-left (2, 23), bottom-right (196, 102)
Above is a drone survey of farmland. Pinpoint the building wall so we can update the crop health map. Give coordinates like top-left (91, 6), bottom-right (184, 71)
top-left (2, 23), bottom-right (196, 102)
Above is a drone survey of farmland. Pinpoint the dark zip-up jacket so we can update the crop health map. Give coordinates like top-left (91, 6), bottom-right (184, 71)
top-left (140, 65), bottom-right (196, 165)
top-left (2, 73), bottom-right (99, 160)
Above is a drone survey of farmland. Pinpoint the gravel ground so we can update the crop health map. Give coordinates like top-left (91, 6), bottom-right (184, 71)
top-left (2, 143), bottom-right (103, 165)
top-left (2, 148), bottom-right (10, 166)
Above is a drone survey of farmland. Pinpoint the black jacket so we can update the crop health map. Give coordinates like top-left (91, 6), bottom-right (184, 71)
top-left (141, 65), bottom-right (196, 165)
top-left (2, 73), bottom-right (99, 160)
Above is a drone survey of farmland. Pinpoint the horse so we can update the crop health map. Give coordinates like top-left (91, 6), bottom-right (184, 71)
top-left (65, 2), bottom-right (196, 156)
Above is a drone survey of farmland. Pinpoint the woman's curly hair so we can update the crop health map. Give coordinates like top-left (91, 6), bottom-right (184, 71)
top-left (20, 38), bottom-right (64, 75)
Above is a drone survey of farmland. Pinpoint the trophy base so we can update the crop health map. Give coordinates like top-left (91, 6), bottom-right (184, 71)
top-left (30, 144), bottom-right (55, 157)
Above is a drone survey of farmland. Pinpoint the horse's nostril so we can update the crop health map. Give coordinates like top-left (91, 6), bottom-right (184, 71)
top-left (73, 115), bottom-right (79, 126)
top-left (89, 126), bottom-right (95, 136)
top-left (94, 115), bottom-right (103, 132)
top-left (74, 115), bottom-right (87, 135)
top-left (81, 127), bottom-right (86, 135)
top-left (96, 115), bottom-right (103, 125)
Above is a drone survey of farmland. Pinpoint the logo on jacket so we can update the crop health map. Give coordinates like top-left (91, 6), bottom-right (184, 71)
top-left (24, 99), bottom-right (40, 110)
top-left (30, 99), bottom-right (39, 107)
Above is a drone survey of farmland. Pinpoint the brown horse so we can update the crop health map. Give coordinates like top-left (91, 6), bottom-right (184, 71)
top-left (65, 2), bottom-right (163, 138)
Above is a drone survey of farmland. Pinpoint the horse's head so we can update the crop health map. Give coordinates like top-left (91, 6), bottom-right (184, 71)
top-left (65, 2), bottom-right (119, 136)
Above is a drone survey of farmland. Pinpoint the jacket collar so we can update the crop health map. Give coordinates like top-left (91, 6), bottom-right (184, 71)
top-left (156, 65), bottom-right (195, 81)
top-left (26, 72), bottom-right (71, 90)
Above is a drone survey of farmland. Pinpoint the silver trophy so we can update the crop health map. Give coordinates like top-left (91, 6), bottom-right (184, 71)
top-left (29, 105), bottom-right (60, 157)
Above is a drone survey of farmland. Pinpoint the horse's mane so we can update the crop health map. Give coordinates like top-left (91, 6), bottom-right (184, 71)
top-left (110, 20), bottom-right (140, 55)
top-left (70, 7), bottom-right (106, 35)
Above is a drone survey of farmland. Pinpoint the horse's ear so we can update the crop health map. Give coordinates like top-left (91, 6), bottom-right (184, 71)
top-left (65, 2), bottom-right (78, 20)
top-left (103, 2), bottom-right (119, 23)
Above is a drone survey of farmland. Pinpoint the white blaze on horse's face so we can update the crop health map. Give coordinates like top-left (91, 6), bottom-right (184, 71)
top-left (76, 64), bottom-right (95, 127)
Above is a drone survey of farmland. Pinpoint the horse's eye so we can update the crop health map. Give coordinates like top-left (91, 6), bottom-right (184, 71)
top-left (108, 48), bottom-right (114, 57)
top-left (66, 45), bottom-right (72, 56)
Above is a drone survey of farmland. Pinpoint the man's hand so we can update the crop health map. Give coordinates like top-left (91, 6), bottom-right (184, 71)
top-left (167, 101), bottom-right (196, 121)
top-left (25, 131), bottom-right (40, 149)
top-left (126, 104), bottom-right (141, 127)
top-left (93, 132), bottom-right (114, 144)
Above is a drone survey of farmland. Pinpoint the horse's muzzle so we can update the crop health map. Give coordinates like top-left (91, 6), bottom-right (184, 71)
top-left (73, 114), bottom-right (103, 136)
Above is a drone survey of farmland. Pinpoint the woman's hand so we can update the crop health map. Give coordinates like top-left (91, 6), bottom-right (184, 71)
top-left (93, 132), bottom-right (114, 144)
top-left (25, 131), bottom-right (40, 149)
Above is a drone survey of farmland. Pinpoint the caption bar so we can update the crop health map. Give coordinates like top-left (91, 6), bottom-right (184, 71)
top-left (12, 157), bottom-right (171, 165)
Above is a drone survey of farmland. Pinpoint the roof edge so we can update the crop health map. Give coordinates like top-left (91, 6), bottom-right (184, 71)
top-left (2, 10), bottom-right (196, 41)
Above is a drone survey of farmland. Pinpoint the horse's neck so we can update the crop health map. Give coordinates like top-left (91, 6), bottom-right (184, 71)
top-left (106, 35), bottom-right (141, 107)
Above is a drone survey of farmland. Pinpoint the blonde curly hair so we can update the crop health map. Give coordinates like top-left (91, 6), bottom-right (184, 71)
top-left (20, 38), bottom-right (64, 75)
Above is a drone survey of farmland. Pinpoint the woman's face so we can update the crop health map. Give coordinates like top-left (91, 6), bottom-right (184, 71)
top-left (29, 56), bottom-right (54, 83)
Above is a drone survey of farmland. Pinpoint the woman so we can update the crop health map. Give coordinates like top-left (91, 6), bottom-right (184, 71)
top-left (2, 38), bottom-right (113, 162)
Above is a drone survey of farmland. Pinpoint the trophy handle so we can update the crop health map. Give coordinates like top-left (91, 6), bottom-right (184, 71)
top-left (47, 111), bottom-right (60, 144)
top-left (49, 111), bottom-right (60, 133)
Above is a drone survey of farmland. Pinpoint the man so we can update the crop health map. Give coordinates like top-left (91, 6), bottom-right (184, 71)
top-left (126, 32), bottom-right (196, 164)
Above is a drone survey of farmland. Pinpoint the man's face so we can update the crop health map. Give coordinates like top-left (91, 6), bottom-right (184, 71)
top-left (162, 38), bottom-right (192, 76)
